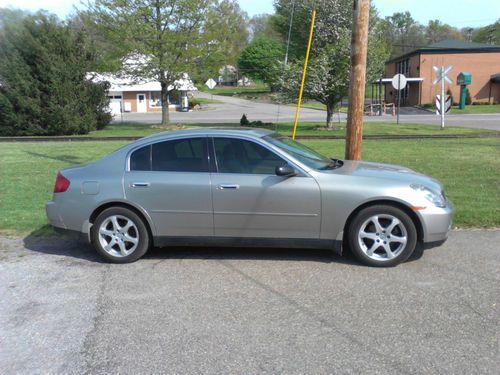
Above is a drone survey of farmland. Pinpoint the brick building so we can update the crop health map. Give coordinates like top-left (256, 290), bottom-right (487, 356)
top-left (383, 40), bottom-right (500, 106)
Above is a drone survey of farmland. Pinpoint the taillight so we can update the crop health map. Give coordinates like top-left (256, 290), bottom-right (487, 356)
top-left (54, 172), bottom-right (70, 193)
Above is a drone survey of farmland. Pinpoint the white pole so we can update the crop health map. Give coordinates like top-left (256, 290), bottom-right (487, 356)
top-left (441, 66), bottom-right (445, 129)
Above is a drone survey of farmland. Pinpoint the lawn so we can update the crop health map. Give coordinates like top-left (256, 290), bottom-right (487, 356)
top-left (0, 138), bottom-right (498, 236)
top-left (87, 121), bottom-right (499, 138)
top-left (199, 82), bottom-right (270, 96)
top-left (449, 104), bottom-right (500, 114)
top-left (296, 103), bottom-right (349, 113)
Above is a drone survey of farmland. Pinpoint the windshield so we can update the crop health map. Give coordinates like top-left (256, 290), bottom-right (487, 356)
top-left (264, 134), bottom-right (340, 170)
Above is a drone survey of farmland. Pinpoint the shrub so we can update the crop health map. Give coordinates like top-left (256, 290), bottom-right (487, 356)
top-left (0, 11), bottom-right (111, 136)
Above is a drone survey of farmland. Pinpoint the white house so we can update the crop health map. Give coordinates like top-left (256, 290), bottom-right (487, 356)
top-left (89, 72), bottom-right (198, 116)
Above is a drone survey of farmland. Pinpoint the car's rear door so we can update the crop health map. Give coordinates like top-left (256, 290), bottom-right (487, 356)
top-left (210, 137), bottom-right (321, 239)
top-left (124, 136), bottom-right (213, 237)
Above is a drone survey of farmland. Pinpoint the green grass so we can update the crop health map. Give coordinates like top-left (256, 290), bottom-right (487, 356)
top-left (0, 141), bottom-right (128, 235)
top-left (86, 121), bottom-right (499, 138)
top-left (0, 138), bottom-right (498, 236)
top-left (449, 104), bottom-right (500, 114)
top-left (199, 83), bottom-right (270, 96)
top-left (297, 103), bottom-right (348, 113)
top-left (191, 97), bottom-right (223, 105)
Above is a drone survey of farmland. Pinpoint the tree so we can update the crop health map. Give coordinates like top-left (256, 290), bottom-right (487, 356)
top-left (0, 9), bottom-right (110, 136)
top-left (472, 20), bottom-right (500, 45)
top-left (271, 0), bottom-right (352, 60)
top-left (237, 36), bottom-right (284, 83)
top-left (199, 0), bottom-right (249, 81)
top-left (248, 14), bottom-right (281, 41)
top-left (84, 0), bottom-right (233, 125)
top-left (425, 20), bottom-right (462, 44)
top-left (379, 12), bottom-right (425, 57)
top-left (273, 35), bottom-right (351, 128)
top-left (268, 0), bottom-right (387, 127)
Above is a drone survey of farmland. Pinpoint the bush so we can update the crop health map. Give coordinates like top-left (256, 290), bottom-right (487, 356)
top-left (465, 88), bottom-right (472, 105)
top-left (239, 114), bottom-right (273, 128)
top-left (0, 11), bottom-right (111, 136)
top-left (240, 114), bottom-right (250, 126)
top-left (446, 89), bottom-right (454, 106)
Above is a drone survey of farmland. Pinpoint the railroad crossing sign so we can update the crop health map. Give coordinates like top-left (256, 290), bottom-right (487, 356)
top-left (435, 94), bottom-right (452, 115)
top-left (433, 65), bottom-right (453, 129)
top-left (205, 78), bottom-right (217, 90)
top-left (433, 65), bottom-right (453, 85)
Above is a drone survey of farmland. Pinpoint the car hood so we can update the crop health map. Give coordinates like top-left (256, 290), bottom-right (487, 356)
top-left (327, 160), bottom-right (443, 191)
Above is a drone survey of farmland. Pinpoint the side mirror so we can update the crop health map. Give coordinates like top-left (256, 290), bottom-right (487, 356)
top-left (275, 164), bottom-right (297, 177)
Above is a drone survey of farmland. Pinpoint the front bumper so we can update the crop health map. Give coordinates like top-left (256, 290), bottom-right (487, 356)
top-left (419, 201), bottom-right (454, 243)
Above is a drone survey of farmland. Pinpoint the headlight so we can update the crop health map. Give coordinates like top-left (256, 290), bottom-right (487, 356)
top-left (410, 184), bottom-right (446, 208)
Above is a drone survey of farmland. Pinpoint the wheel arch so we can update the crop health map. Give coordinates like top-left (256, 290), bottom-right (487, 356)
top-left (343, 199), bottom-right (424, 244)
top-left (89, 201), bottom-right (156, 244)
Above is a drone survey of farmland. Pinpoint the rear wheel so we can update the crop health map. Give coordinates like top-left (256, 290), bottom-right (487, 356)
top-left (91, 207), bottom-right (150, 263)
top-left (348, 205), bottom-right (417, 267)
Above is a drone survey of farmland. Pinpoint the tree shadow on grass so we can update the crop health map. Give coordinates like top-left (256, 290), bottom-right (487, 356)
top-left (24, 151), bottom-right (85, 164)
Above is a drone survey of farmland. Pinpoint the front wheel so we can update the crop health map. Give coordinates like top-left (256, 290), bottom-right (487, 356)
top-left (347, 205), bottom-right (417, 267)
top-left (91, 207), bottom-right (150, 263)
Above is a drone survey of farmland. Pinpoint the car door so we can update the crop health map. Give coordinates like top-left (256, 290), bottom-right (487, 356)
top-left (210, 137), bottom-right (321, 239)
top-left (124, 136), bottom-right (213, 237)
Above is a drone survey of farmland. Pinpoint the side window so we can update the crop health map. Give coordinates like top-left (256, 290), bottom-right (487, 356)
top-left (152, 138), bottom-right (208, 172)
top-left (214, 138), bottom-right (285, 174)
top-left (130, 145), bottom-right (151, 171)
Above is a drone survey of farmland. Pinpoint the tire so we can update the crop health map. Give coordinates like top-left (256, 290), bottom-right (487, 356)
top-left (347, 205), bottom-right (417, 267)
top-left (91, 207), bottom-right (150, 263)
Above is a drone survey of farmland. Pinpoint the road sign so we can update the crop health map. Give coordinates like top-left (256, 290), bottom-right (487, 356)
top-left (391, 74), bottom-right (407, 90)
top-left (391, 74), bottom-right (407, 124)
top-left (433, 65), bottom-right (453, 85)
top-left (205, 78), bottom-right (216, 90)
top-left (435, 95), bottom-right (452, 115)
top-left (433, 65), bottom-right (453, 129)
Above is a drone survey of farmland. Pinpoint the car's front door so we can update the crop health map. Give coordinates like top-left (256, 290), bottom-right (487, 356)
top-left (210, 137), bottom-right (321, 239)
top-left (124, 137), bottom-right (213, 237)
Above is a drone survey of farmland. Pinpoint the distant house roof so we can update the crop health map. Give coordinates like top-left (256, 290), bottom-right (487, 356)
top-left (386, 39), bottom-right (500, 63)
top-left (87, 72), bottom-right (197, 92)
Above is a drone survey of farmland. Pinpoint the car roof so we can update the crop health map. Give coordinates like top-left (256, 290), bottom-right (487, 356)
top-left (136, 127), bottom-right (276, 144)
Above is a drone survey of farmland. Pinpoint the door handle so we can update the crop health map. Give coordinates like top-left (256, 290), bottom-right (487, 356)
top-left (217, 184), bottom-right (239, 190)
top-left (131, 182), bottom-right (150, 188)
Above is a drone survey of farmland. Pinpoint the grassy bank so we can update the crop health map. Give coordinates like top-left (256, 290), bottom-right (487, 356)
top-left (0, 137), bottom-right (498, 236)
top-left (88, 121), bottom-right (499, 138)
top-left (199, 83), bottom-right (270, 97)
top-left (449, 104), bottom-right (500, 114)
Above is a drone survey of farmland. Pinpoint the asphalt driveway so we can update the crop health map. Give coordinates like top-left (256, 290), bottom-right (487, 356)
top-left (0, 230), bottom-right (498, 374)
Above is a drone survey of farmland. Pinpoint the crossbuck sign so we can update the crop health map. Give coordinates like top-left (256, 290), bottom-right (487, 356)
top-left (433, 65), bottom-right (453, 129)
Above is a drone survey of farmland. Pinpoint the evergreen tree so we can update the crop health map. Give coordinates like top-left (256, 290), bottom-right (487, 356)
top-left (0, 10), bottom-right (111, 136)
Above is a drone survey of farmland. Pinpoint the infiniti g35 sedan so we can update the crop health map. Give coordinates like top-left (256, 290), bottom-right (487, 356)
top-left (46, 128), bottom-right (453, 267)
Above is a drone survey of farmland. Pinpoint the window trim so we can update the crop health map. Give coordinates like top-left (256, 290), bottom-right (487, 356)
top-left (126, 136), bottom-right (210, 173)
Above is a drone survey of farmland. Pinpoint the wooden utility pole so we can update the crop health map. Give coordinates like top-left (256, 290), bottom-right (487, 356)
top-left (345, 0), bottom-right (370, 160)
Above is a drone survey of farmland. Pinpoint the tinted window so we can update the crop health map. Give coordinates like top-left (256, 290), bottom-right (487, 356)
top-left (152, 138), bottom-right (208, 172)
top-left (130, 145), bottom-right (151, 171)
top-left (214, 138), bottom-right (285, 174)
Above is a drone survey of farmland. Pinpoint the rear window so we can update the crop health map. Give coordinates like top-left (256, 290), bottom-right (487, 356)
top-left (130, 138), bottom-right (208, 172)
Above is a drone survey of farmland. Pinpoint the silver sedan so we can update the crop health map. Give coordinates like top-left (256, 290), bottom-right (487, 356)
top-left (46, 128), bottom-right (453, 266)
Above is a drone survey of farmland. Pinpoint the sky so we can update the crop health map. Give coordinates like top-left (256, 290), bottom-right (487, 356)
top-left (0, 0), bottom-right (498, 28)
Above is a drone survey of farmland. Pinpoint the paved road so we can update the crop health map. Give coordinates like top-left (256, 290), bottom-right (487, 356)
top-left (113, 92), bottom-right (500, 131)
top-left (1, 230), bottom-right (498, 374)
